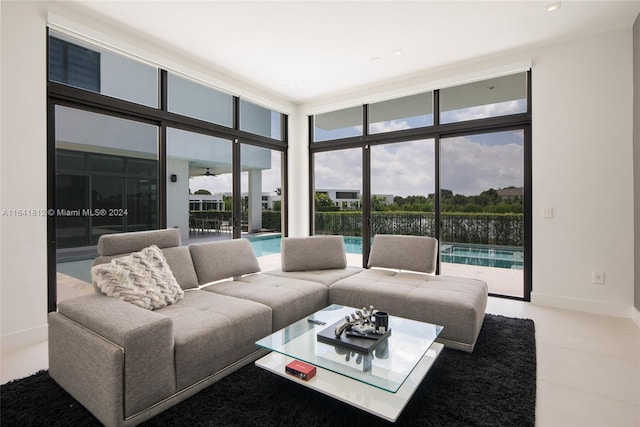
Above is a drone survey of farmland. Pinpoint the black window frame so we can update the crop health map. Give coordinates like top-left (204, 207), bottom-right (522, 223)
top-left (47, 29), bottom-right (289, 312)
top-left (309, 71), bottom-right (532, 301)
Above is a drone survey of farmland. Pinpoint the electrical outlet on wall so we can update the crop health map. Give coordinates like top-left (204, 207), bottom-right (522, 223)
top-left (592, 271), bottom-right (605, 284)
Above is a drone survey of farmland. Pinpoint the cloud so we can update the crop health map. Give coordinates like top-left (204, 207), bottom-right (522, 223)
top-left (314, 148), bottom-right (362, 190)
top-left (441, 132), bottom-right (523, 195)
top-left (370, 140), bottom-right (435, 197)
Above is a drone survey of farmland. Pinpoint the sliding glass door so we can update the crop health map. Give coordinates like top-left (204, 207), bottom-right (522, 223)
top-left (440, 129), bottom-right (525, 297)
top-left (167, 128), bottom-right (233, 241)
top-left (370, 139), bottom-right (436, 239)
top-left (54, 106), bottom-right (159, 249)
top-left (309, 72), bottom-right (531, 300)
top-left (54, 105), bottom-right (159, 288)
top-left (313, 148), bottom-right (363, 240)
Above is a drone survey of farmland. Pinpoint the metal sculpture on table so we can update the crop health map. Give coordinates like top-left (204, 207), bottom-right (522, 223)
top-left (334, 306), bottom-right (379, 338)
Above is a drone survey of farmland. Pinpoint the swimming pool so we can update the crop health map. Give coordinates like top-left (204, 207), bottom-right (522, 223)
top-left (248, 235), bottom-right (523, 269)
top-left (248, 234), bottom-right (363, 257)
top-left (440, 243), bottom-right (523, 269)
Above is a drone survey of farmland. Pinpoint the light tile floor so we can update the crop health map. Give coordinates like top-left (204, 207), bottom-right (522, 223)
top-left (2, 254), bottom-right (639, 426)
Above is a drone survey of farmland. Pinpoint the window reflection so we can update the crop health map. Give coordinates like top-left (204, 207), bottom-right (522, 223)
top-left (369, 93), bottom-right (433, 134)
top-left (440, 73), bottom-right (527, 124)
top-left (240, 99), bottom-right (283, 140)
top-left (49, 30), bottom-right (158, 108)
top-left (55, 106), bottom-right (159, 248)
top-left (314, 106), bottom-right (363, 142)
top-left (167, 73), bottom-right (233, 127)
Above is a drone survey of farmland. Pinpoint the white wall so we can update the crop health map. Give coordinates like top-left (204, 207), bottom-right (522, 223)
top-left (166, 158), bottom-right (189, 242)
top-left (287, 105), bottom-right (310, 236)
top-left (1, 1), bottom-right (50, 350)
top-left (633, 12), bottom-right (640, 325)
top-left (530, 29), bottom-right (634, 317)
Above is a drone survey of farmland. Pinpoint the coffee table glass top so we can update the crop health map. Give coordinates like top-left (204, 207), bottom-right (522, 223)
top-left (255, 304), bottom-right (443, 392)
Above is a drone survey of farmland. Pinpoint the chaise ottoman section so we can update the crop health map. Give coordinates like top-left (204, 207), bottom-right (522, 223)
top-left (156, 290), bottom-right (272, 390)
top-left (329, 269), bottom-right (488, 352)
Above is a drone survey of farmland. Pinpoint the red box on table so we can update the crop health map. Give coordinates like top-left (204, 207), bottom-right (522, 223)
top-left (285, 360), bottom-right (316, 381)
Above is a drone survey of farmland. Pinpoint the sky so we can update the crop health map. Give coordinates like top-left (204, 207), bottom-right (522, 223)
top-left (314, 129), bottom-right (523, 198)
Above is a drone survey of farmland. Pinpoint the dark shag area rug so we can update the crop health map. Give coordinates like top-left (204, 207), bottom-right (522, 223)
top-left (1, 314), bottom-right (535, 427)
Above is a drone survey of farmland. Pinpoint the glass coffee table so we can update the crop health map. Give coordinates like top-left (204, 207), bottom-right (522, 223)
top-left (255, 304), bottom-right (444, 422)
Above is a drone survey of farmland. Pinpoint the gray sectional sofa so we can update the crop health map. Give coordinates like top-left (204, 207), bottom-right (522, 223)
top-left (48, 229), bottom-right (487, 427)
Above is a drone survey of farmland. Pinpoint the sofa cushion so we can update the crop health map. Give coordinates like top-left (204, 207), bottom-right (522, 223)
top-left (367, 234), bottom-right (438, 274)
top-left (97, 228), bottom-right (180, 256)
top-left (189, 239), bottom-right (261, 285)
top-left (281, 235), bottom-right (347, 272)
top-left (263, 266), bottom-right (363, 287)
top-left (202, 274), bottom-right (328, 330)
top-left (92, 245), bottom-right (184, 310)
top-left (160, 247), bottom-right (200, 290)
top-left (156, 290), bottom-right (272, 390)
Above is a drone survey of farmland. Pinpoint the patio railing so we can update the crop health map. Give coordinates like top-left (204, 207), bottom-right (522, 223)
top-left (315, 211), bottom-right (523, 247)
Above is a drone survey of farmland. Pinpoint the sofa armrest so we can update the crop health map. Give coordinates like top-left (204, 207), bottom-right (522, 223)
top-left (53, 294), bottom-right (176, 420)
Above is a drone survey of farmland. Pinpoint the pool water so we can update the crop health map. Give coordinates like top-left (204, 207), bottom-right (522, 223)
top-left (440, 244), bottom-right (523, 269)
top-left (247, 235), bottom-right (364, 257)
top-left (247, 234), bottom-right (284, 256)
top-left (248, 235), bottom-right (523, 269)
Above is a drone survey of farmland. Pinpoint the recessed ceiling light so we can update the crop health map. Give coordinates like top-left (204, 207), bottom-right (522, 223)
top-left (370, 56), bottom-right (381, 62)
top-left (545, 2), bottom-right (561, 12)
top-left (392, 49), bottom-right (404, 56)
top-left (294, 79), bottom-right (303, 85)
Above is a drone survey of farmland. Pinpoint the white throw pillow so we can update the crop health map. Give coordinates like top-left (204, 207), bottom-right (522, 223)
top-left (92, 245), bottom-right (184, 310)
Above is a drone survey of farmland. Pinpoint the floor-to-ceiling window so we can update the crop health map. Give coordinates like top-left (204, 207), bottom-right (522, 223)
top-left (370, 139), bottom-right (436, 239)
top-left (55, 107), bottom-right (159, 247)
top-left (440, 129), bottom-right (525, 297)
top-left (166, 128), bottom-right (233, 241)
top-left (48, 29), bottom-right (287, 311)
top-left (313, 147), bottom-right (363, 244)
top-left (309, 71), bottom-right (531, 300)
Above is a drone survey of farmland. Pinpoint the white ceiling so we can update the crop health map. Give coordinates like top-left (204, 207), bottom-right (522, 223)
top-left (65, 1), bottom-right (640, 104)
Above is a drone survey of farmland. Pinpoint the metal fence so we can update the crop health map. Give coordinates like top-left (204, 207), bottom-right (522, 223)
top-left (315, 211), bottom-right (523, 246)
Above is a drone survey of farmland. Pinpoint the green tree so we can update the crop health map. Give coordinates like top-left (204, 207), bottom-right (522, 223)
top-left (315, 192), bottom-right (337, 211)
top-left (223, 195), bottom-right (232, 211)
top-left (371, 195), bottom-right (388, 211)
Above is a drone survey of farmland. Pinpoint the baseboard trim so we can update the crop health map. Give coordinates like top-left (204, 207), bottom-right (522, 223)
top-left (531, 292), bottom-right (632, 318)
top-left (1, 324), bottom-right (48, 353)
top-left (632, 306), bottom-right (640, 329)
